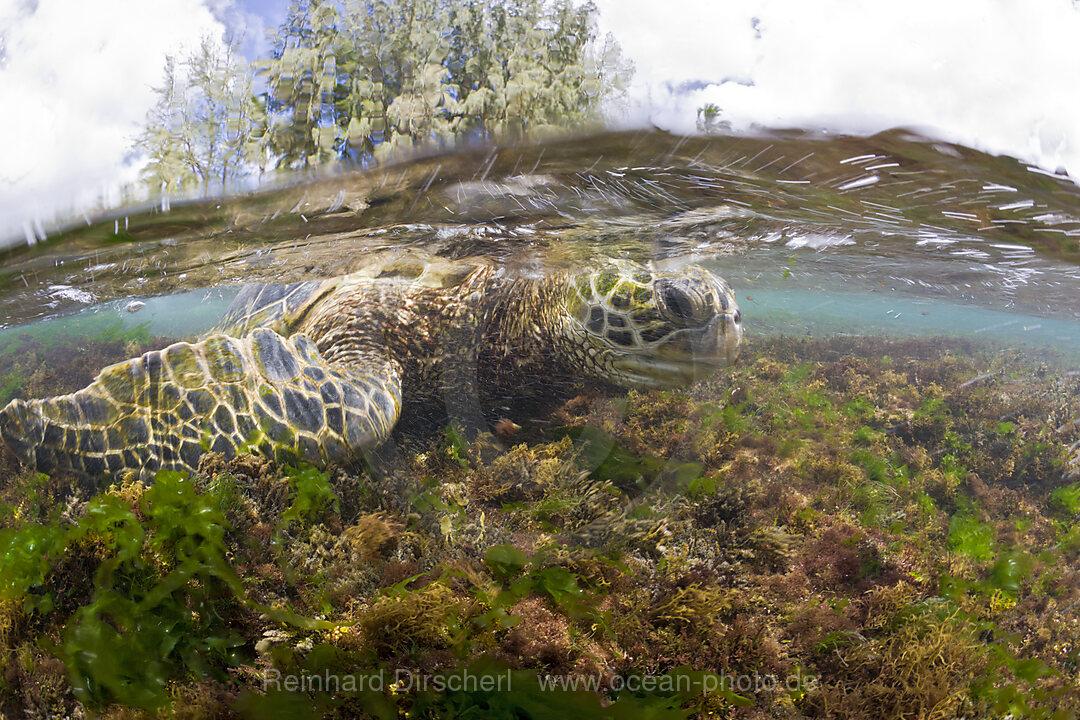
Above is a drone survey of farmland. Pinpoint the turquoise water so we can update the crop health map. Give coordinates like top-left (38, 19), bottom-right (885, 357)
top-left (738, 287), bottom-right (1080, 353)
top-left (7, 282), bottom-right (1077, 364)
top-left (0, 287), bottom-right (239, 349)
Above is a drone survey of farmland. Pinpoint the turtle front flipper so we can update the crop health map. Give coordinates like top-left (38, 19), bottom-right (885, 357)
top-left (0, 329), bottom-right (401, 479)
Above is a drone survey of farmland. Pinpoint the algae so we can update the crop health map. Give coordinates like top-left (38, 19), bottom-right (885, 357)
top-left (1, 333), bottom-right (1079, 718)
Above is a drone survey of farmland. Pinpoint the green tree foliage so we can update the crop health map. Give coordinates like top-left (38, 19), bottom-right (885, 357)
top-left (136, 37), bottom-right (266, 194)
top-left (137, 0), bottom-right (632, 184)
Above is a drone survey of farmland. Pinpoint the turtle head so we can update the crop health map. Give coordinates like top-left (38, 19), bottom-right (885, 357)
top-left (562, 260), bottom-right (742, 388)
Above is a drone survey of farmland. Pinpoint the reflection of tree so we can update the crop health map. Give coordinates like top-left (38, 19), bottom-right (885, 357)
top-left (136, 38), bottom-right (265, 195)
top-left (256, 0), bottom-right (344, 168)
top-left (135, 0), bottom-right (633, 188)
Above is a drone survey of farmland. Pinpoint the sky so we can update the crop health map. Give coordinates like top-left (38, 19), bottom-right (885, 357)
top-left (3, 0), bottom-right (1080, 243)
top-left (0, 0), bottom-right (282, 243)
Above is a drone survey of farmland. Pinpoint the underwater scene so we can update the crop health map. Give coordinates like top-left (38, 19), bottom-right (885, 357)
top-left (0, 130), bottom-right (1079, 718)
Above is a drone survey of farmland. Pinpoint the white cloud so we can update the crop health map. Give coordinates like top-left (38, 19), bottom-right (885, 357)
top-left (0, 0), bottom-right (226, 241)
top-left (595, 0), bottom-right (1080, 178)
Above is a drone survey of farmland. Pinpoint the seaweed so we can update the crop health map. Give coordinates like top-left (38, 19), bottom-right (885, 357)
top-left (2, 334), bottom-right (1080, 718)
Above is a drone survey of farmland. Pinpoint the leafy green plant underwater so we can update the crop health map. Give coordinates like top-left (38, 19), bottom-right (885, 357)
top-left (0, 468), bottom-right (744, 718)
top-left (0, 468), bottom-right (330, 710)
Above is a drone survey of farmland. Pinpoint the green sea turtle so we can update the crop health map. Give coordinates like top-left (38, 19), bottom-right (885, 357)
top-left (0, 253), bottom-right (741, 479)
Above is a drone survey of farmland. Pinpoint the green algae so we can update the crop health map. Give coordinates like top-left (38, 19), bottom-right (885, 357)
top-left (948, 499), bottom-right (997, 560)
top-left (1052, 481), bottom-right (1080, 515)
top-left (280, 464), bottom-right (341, 529)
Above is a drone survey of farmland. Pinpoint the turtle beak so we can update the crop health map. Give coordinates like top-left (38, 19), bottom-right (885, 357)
top-left (723, 311), bottom-right (742, 363)
top-left (614, 309), bottom-right (741, 388)
top-left (692, 310), bottom-right (741, 366)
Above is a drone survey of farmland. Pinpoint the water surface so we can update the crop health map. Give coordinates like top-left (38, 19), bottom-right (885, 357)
top-left (3, 130), bottom-right (1079, 353)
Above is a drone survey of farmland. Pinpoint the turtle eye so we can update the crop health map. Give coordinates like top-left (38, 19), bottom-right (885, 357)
top-left (659, 284), bottom-right (696, 323)
top-left (734, 309), bottom-right (742, 324)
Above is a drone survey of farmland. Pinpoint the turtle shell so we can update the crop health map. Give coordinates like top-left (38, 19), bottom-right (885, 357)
top-left (214, 280), bottom-right (333, 337)
top-left (213, 250), bottom-right (492, 338)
